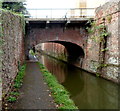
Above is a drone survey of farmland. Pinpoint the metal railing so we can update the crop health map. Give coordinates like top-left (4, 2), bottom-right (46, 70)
top-left (26, 8), bottom-right (95, 19)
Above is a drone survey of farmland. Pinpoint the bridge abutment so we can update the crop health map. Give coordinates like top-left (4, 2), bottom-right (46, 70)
top-left (83, 1), bottom-right (120, 83)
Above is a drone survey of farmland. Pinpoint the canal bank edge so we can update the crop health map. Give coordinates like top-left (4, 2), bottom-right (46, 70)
top-left (38, 62), bottom-right (78, 109)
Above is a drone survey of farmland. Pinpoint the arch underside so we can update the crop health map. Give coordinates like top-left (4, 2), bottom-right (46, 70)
top-left (36, 40), bottom-right (85, 67)
top-left (26, 22), bottom-right (87, 67)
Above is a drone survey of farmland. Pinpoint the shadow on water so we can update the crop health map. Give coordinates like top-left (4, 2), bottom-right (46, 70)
top-left (38, 54), bottom-right (119, 109)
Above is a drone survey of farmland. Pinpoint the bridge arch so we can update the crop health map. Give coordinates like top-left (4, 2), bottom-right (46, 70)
top-left (35, 40), bottom-right (85, 66)
top-left (25, 20), bottom-right (88, 67)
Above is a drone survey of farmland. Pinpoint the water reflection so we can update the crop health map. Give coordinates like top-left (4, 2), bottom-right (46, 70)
top-left (39, 55), bottom-right (119, 109)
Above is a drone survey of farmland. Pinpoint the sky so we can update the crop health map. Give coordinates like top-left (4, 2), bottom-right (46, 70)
top-left (25, 0), bottom-right (111, 9)
top-left (26, 0), bottom-right (75, 9)
top-left (25, 0), bottom-right (77, 18)
top-left (25, 0), bottom-right (110, 18)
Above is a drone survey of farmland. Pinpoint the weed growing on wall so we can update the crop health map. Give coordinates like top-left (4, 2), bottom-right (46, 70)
top-left (86, 20), bottom-right (109, 43)
top-left (86, 19), bottom-right (110, 74)
top-left (107, 15), bottom-right (112, 23)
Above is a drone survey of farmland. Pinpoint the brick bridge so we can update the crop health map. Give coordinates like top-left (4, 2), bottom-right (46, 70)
top-left (1, 2), bottom-right (119, 99)
top-left (25, 18), bottom-right (90, 65)
top-left (25, 2), bottom-right (119, 83)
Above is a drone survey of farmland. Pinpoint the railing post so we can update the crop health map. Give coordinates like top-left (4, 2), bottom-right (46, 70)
top-left (80, 8), bottom-right (82, 17)
top-left (26, 8), bottom-right (95, 19)
top-left (35, 9), bottom-right (37, 18)
top-left (51, 8), bottom-right (52, 18)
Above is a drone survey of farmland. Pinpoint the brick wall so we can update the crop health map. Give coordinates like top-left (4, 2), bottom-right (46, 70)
top-left (83, 1), bottom-right (119, 83)
top-left (34, 1), bottom-right (119, 83)
top-left (1, 10), bottom-right (25, 96)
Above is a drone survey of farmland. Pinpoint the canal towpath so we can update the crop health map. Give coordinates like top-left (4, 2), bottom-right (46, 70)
top-left (12, 57), bottom-right (56, 109)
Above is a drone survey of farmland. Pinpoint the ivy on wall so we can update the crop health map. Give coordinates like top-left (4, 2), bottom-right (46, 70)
top-left (86, 20), bottom-right (109, 43)
top-left (86, 19), bottom-right (110, 75)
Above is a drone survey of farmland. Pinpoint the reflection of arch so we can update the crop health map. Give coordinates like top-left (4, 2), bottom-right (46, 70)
top-left (41, 53), bottom-right (85, 97)
top-left (42, 56), bottom-right (67, 83)
top-left (39, 40), bottom-right (85, 66)
top-left (62, 65), bottom-right (84, 96)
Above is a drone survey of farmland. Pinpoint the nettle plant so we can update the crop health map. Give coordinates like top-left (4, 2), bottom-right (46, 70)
top-left (86, 19), bottom-right (109, 43)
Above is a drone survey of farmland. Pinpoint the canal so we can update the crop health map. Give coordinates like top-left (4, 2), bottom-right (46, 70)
top-left (37, 54), bottom-right (119, 109)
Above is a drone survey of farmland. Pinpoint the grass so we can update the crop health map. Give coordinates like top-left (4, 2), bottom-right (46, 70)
top-left (7, 92), bottom-right (20, 102)
top-left (13, 64), bottom-right (26, 89)
top-left (7, 64), bottom-right (26, 103)
top-left (10, 92), bottom-right (20, 96)
top-left (7, 96), bottom-right (17, 102)
top-left (38, 63), bottom-right (78, 110)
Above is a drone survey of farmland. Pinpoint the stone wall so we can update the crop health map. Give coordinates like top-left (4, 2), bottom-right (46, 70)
top-left (83, 1), bottom-right (120, 83)
top-left (0, 10), bottom-right (25, 96)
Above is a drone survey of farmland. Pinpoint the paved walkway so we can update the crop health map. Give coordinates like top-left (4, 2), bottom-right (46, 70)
top-left (12, 61), bottom-right (56, 110)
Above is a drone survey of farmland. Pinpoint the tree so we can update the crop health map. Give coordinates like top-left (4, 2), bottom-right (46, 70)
top-left (2, 0), bottom-right (27, 14)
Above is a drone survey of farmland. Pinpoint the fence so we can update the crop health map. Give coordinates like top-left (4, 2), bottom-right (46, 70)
top-left (26, 8), bottom-right (95, 18)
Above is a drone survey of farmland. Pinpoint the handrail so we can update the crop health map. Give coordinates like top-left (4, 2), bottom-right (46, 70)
top-left (27, 8), bottom-right (95, 10)
top-left (26, 8), bottom-right (95, 18)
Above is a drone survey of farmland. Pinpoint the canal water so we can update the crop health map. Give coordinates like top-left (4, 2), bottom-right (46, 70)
top-left (38, 54), bottom-right (119, 109)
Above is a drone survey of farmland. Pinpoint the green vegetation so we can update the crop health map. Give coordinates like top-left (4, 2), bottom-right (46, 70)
top-left (10, 92), bottom-right (20, 96)
top-left (29, 49), bottom-right (35, 56)
top-left (7, 64), bottom-right (26, 103)
top-left (101, 48), bottom-right (109, 52)
top-left (58, 53), bottom-right (67, 61)
top-left (38, 63), bottom-right (78, 110)
top-left (1, 5), bottom-right (26, 104)
top-left (86, 20), bottom-right (109, 43)
top-left (86, 19), bottom-right (110, 74)
top-left (7, 96), bottom-right (17, 102)
top-left (1, 0), bottom-right (27, 14)
top-left (95, 73), bottom-right (100, 77)
top-left (97, 63), bottom-right (108, 69)
top-left (13, 64), bottom-right (26, 89)
top-left (107, 15), bottom-right (112, 23)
